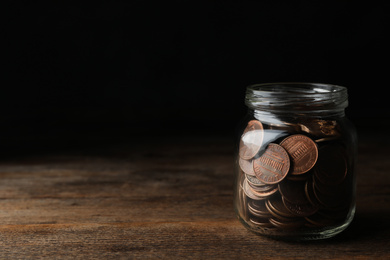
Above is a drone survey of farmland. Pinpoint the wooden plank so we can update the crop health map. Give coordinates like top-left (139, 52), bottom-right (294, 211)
top-left (0, 135), bottom-right (388, 258)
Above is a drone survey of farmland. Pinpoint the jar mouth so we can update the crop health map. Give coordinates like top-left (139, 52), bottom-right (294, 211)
top-left (245, 82), bottom-right (348, 116)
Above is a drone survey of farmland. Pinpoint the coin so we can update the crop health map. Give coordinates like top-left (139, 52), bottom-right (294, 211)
top-left (280, 134), bottom-right (318, 175)
top-left (243, 179), bottom-right (265, 200)
top-left (286, 170), bottom-right (311, 181)
top-left (305, 213), bottom-right (336, 227)
top-left (282, 197), bottom-right (318, 217)
top-left (304, 178), bottom-right (321, 208)
top-left (247, 180), bottom-right (276, 193)
top-left (245, 174), bottom-right (267, 187)
top-left (315, 144), bottom-right (347, 185)
top-left (248, 200), bottom-right (272, 218)
top-left (266, 196), bottom-right (297, 218)
top-left (238, 181), bottom-right (248, 220)
top-left (315, 136), bottom-right (340, 143)
top-left (312, 181), bottom-right (346, 209)
top-left (253, 143), bottom-right (290, 184)
top-left (239, 157), bottom-right (256, 176)
top-left (249, 185), bottom-right (279, 198)
top-left (249, 217), bottom-right (274, 228)
top-left (269, 217), bottom-right (303, 230)
top-left (239, 120), bottom-right (264, 160)
top-left (299, 119), bottom-right (340, 136)
top-left (278, 179), bottom-right (308, 205)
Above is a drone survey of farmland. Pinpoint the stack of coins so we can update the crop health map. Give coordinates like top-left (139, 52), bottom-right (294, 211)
top-left (238, 119), bottom-right (351, 231)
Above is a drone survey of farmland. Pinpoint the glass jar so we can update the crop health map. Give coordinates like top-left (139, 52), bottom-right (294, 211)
top-left (234, 83), bottom-right (357, 241)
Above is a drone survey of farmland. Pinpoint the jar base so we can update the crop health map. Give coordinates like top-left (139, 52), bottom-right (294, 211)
top-left (238, 206), bottom-right (355, 241)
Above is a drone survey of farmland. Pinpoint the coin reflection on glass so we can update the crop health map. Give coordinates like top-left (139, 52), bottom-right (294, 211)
top-left (239, 120), bottom-right (264, 160)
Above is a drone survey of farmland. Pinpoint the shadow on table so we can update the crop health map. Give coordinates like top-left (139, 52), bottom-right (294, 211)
top-left (334, 209), bottom-right (390, 242)
top-left (285, 209), bottom-right (390, 245)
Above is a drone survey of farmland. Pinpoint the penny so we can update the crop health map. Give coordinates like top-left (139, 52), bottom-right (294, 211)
top-left (312, 182), bottom-right (346, 209)
top-left (278, 179), bottom-right (308, 205)
top-left (315, 144), bottom-right (347, 185)
top-left (242, 179), bottom-right (265, 200)
top-left (245, 174), bottom-right (267, 187)
top-left (248, 181), bottom-right (277, 193)
top-left (299, 119), bottom-right (340, 137)
top-left (239, 157), bottom-right (256, 176)
top-left (248, 180), bottom-right (276, 191)
top-left (313, 172), bottom-right (347, 196)
top-left (249, 185), bottom-right (279, 198)
top-left (269, 217), bottom-right (303, 230)
top-left (266, 196), bottom-right (297, 218)
top-left (316, 119), bottom-right (340, 136)
top-left (249, 199), bottom-right (270, 213)
top-left (282, 197), bottom-right (318, 217)
top-left (280, 134), bottom-right (318, 175)
top-left (248, 200), bottom-right (272, 218)
top-left (239, 120), bottom-right (264, 160)
top-left (286, 170), bottom-right (311, 181)
top-left (304, 178), bottom-right (321, 208)
top-left (305, 213), bottom-right (336, 227)
top-left (238, 181), bottom-right (248, 220)
top-left (315, 136), bottom-right (340, 143)
top-left (253, 143), bottom-right (290, 184)
top-left (249, 217), bottom-right (274, 228)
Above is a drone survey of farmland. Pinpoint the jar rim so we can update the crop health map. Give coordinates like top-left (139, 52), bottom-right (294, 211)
top-left (247, 82), bottom-right (347, 95)
top-left (245, 82), bottom-right (348, 116)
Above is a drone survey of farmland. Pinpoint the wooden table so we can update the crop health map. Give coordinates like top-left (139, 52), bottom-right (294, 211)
top-left (0, 131), bottom-right (389, 259)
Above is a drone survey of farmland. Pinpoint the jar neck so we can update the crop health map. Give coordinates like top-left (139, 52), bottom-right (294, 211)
top-left (245, 83), bottom-right (348, 119)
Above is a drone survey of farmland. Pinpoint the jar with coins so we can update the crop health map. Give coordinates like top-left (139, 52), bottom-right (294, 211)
top-left (234, 83), bottom-right (357, 240)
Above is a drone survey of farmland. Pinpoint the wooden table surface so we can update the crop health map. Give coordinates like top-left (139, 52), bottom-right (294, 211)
top-left (0, 131), bottom-right (389, 259)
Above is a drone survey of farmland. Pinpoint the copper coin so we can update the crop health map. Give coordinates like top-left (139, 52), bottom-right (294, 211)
top-left (253, 143), bottom-right (290, 184)
top-left (249, 217), bottom-right (274, 228)
top-left (313, 171), bottom-right (347, 196)
top-left (300, 119), bottom-right (340, 137)
top-left (265, 198), bottom-right (301, 222)
top-left (245, 174), bottom-right (267, 187)
top-left (269, 217), bottom-right (303, 230)
top-left (248, 181), bottom-right (277, 193)
top-left (313, 169), bottom-right (349, 197)
top-left (249, 185), bottom-right (279, 198)
top-left (280, 134), bottom-right (318, 175)
top-left (282, 197), bottom-right (318, 217)
top-left (305, 213), bottom-right (336, 227)
top-left (304, 178), bottom-right (321, 207)
top-left (312, 182), bottom-right (346, 209)
top-left (248, 200), bottom-right (272, 218)
top-left (286, 170), bottom-right (311, 181)
top-left (243, 179), bottom-right (265, 200)
top-left (315, 136), bottom-right (340, 143)
top-left (238, 182), bottom-right (248, 220)
top-left (266, 196), bottom-right (297, 218)
top-left (278, 179), bottom-right (309, 205)
top-left (239, 157), bottom-right (256, 176)
top-left (239, 120), bottom-right (264, 160)
top-left (315, 144), bottom-right (347, 185)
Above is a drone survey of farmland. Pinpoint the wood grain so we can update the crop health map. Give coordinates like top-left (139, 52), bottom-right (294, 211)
top-left (0, 134), bottom-right (389, 259)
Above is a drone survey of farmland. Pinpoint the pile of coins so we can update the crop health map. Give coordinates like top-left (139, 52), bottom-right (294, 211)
top-left (237, 119), bottom-right (352, 231)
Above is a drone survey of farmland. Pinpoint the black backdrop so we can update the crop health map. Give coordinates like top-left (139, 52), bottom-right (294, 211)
top-left (4, 2), bottom-right (390, 149)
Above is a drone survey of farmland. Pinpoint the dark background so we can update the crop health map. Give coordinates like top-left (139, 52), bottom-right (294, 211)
top-left (4, 2), bottom-right (390, 151)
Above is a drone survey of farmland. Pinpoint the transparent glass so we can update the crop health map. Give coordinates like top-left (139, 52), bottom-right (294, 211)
top-left (234, 83), bottom-right (357, 241)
